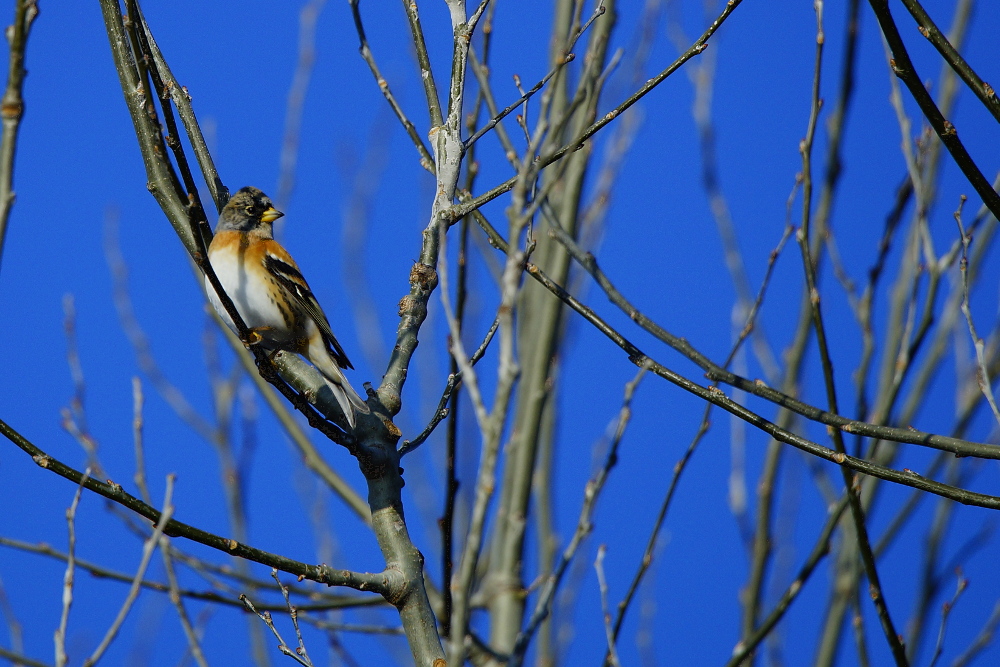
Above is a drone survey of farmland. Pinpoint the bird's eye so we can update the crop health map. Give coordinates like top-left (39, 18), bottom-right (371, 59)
top-left (245, 205), bottom-right (254, 215)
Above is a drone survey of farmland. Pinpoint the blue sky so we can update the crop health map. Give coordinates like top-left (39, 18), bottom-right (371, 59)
top-left (2, 1), bottom-right (1000, 665)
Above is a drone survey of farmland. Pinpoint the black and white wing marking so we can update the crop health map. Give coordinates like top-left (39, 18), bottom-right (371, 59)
top-left (264, 252), bottom-right (355, 370)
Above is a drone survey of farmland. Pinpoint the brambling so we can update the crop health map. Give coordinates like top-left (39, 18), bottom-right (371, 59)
top-left (205, 186), bottom-right (370, 428)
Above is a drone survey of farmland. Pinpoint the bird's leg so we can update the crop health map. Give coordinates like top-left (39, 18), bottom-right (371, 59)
top-left (243, 329), bottom-right (289, 366)
top-left (244, 331), bottom-right (286, 370)
top-left (243, 326), bottom-right (275, 347)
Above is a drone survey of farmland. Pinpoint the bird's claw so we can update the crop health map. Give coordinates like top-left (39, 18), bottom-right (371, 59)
top-left (244, 326), bottom-right (272, 347)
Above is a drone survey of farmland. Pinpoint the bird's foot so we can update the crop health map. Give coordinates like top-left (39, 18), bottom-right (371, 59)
top-left (244, 326), bottom-right (274, 347)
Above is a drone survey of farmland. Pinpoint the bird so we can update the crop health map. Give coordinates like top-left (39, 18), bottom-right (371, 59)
top-left (204, 186), bottom-right (369, 428)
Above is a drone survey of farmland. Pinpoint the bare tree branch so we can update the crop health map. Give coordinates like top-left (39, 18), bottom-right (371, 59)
top-left (0, 0), bottom-right (38, 274)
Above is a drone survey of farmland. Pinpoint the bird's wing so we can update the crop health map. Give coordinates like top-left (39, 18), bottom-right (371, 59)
top-left (262, 244), bottom-right (354, 370)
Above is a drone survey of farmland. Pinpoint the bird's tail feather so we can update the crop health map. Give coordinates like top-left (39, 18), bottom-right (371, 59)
top-left (306, 344), bottom-right (370, 428)
top-left (326, 381), bottom-right (358, 429)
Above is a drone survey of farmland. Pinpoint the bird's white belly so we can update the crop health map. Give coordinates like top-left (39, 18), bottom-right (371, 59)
top-left (205, 246), bottom-right (295, 345)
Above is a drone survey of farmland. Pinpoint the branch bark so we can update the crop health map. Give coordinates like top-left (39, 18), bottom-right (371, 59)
top-left (0, 0), bottom-right (38, 274)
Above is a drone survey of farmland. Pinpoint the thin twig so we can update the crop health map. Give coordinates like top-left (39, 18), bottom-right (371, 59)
top-left (0, 419), bottom-right (400, 592)
top-left (508, 364), bottom-right (649, 667)
top-left (472, 202), bottom-right (1000, 461)
top-left (160, 536), bottom-right (209, 667)
top-left (131, 377), bottom-right (151, 504)
top-left (898, 0), bottom-right (1000, 124)
top-left (950, 598), bottom-right (1000, 667)
top-left (348, 0), bottom-right (433, 172)
top-left (928, 571), bottom-right (969, 667)
top-left (204, 330), bottom-right (269, 665)
top-left (954, 195), bottom-right (1000, 427)
top-left (440, 197), bottom-right (521, 665)
top-left (905, 458), bottom-right (966, 661)
top-left (400, 0), bottom-right (443, 128)
top-left (467, 46), bottom-right (520, 168)
top-left (446, 0), bottom-right (746, 225)
top-left (726, 496), bottom-right (851, 666)
top-left (0, 0), bottom-right (38, 274)
top-left (850, 590), bottom-right (873, 667)
top-left (0, 533), bottom-right (383, 611)
top-left (124, 0), bottom-right (213, 237)
top-left (240, 594), bottom-right (313, 667)
top-left (398, 318), bottom-right (499, 456)
top-left (275, 0), bottom-right (327, 211)
top-left (439, 24), bottom-right (498, 635)
top-left (60, 295), bottom-right (103, 477)
top-left (54, 470), bottom-right (89, 667)
top-left (0, 575), bottom-right (23, 664)
top-left (0, 648), bottom-right (50, 667)
top-left (103, 183), bottom-right (218, 446)
top-left (463, 2), bottom-right (607, 150)
top-left (438, 228), bottom-right (490, 432)
top-left (869, 0), bottom-right (1000, 221)
top-left (797, 2), bottom-right (906, 662)
top-left (594, 545), bottom-right (621, 667)
top-left (82, 474), bottom-right (176, 667)
top-left (448, 209), bottom-right (1000, 508)
top-left (273, 569), bottom-right (313, 666)
top-left (134, 8), bottom-right (225, 211)
top-left (339, 116), bottom-right (393, 373)
top-left (613, 222), bottom-right (795, 657)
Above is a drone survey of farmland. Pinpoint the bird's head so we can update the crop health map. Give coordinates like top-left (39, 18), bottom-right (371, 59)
top-left (217, 186), bottom-right (284, 233)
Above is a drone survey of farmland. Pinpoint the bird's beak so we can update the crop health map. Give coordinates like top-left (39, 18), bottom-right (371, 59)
top-left (261, 207), bottom-right (284, 223)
